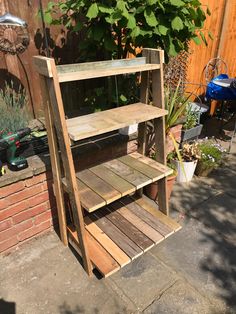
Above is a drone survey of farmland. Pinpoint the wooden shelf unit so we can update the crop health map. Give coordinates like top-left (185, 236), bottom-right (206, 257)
top-left (34, 49), bottom-right (180, 277)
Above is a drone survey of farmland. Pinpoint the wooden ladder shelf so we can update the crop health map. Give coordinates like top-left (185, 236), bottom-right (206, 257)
top-left (33, 49), bottom-right (181, 277)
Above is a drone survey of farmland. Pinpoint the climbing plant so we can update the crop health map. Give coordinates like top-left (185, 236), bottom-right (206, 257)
top-left (45, 0), bottom-right (211, 61)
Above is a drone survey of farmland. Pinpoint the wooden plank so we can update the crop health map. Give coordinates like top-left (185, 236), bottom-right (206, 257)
top-left (39, 74), bottom-right (68, 246)
top-left (77, 180), bottom-right (106, 212)
top-left (104, 159), bottom-right (152, 189)
top-left (67, 225), bottom-right (120, 277)
top-left (84, 216), bottom-right (130, 267)
top-left (118, 155), bottom-right (164, 181)
top-left (66, 103), bottom-right (167, 141)
top-left (57, 57), bottom-right (147, 73)
top-left (130, 152), bottom-right (173, 176)
top-left (57, 64), bottom-right (161, 82)
top-left (134, 197), bottom-right (182, 232)
top-left (33, 56), bottom-right (53, 78)
top-left (101, 207), bottom-right (154, 252)
top-left (90, 164), bottom-right (135, 196)
top-left (121, 197), bottom-right (174, 238)
top-left (111, 201), bottom-right (164, 244)
top-left (91, 211), bottom-right (143, 259)
top-left (43, 58), bottom-right (92, 276)
top-left (151, 49), bottom-right (169, 216)
top-left (77, 170), bottom-right (121, 204)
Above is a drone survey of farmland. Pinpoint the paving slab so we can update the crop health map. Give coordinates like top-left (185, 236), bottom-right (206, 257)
top-left (109, 253), bottom-right (177, 311)
top-left (143, 280), bottom-right (215, 314)
top-left (0, 233), bottom-right (134, 314)
top-left (150, 200), bottom-right (236, 313)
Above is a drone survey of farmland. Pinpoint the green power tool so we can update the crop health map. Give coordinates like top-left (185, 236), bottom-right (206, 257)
top-left (0, 128), bottom-right (31, 171)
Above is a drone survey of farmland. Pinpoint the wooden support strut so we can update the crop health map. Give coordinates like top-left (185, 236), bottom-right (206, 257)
top-left (35, 56), bottom-right (92, 276)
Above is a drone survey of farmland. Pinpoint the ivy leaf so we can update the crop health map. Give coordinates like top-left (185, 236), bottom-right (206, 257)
top-left (86, 3), bottom-right (99, 19)
top-left (192, 35), bottom-right (201, 45)
top-left (208, 31), bottom-right (214, 40)
top-left (127, 14), bottom-right (136, 29)
top-left (147, 0), bottom-right (157, 5)
top-left (130, 26), bottom-right (140, 38)
top-left (144, 8), bottom-right (158, 27)
top-left (168, 40), bottom-right (178, 56)
top-left (171, 16), bottom-right (184, 31)
top-left (98, 4), bottom-right (113, 14)
top-left (120, 94), bottom-right (127, 103)
top-left (158, 24), bottom-right (168, 35)
top-left (206, 6), bottom-right (211, 16)
top-left (200, 31), bottom-right (208, 46)
top-left (44, 12), bottom-right (52, 24)
top-left (170, 0), bottom-right (185, 7)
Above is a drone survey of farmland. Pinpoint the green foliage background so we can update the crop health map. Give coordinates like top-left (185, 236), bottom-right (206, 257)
top-left (46, 0), bottom-right (211, 61)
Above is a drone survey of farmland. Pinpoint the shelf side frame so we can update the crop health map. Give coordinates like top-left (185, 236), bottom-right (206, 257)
top-left (33, 56), bottom-right (93, 276)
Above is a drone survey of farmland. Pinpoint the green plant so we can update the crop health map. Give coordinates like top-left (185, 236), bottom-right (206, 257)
top-left (0, 82), bottom-right (31, 133)
top-left (197, 138), bottom-right (225, 168)
top-left (183, 105), bottom-right (200, 130)
top-left (45, 0), bottom-right (211, 61)
top-left (165, 81), bottom-right (189, 133)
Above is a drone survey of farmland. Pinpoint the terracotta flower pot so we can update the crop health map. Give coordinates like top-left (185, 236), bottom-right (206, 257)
top-left (195, 161), bottom-right (215, 177)
top-left (144, 174), bottom-right (176, 201)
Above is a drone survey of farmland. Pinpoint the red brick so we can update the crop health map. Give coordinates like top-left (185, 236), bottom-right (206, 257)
top-left (0, 220), bottom-right (33, 242)
top-left (18, 220), bottom-right (51, 242)
top-left (0, 198), bottom-right (10, 210)
top-left (28, 191), bottom-right (49, 208)
top-left (12, 202), bottom-right (49, 224)
top-left (0, 200), bottom-right (28, 221)
top-left (0, 236), bottom-right (18, 252)
top-left (0, 181), bottom-right (25, 199)
top-left (7, 184), bottom-right (43, 205)
top-left (24, 173), bottom-right (47, 187)
top-left (0, 219), bottom-right (12, 232)
top-left (34, 210), bottom-right (52, 225)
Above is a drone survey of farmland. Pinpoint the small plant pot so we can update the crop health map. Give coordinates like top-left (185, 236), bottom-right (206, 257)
top-left (119, 123), bottom-right (138, 136)
top-left (195, 161), bottom-right (215, 177)
top-left (181, 124), bottom-right (203, 142)
top-left (173, 159), bottom-right (197, 183)
top-left (144, 174), bottom-right (176, 201)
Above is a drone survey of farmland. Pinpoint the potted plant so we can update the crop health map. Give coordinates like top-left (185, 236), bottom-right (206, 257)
top-left (195, 138), bottom-right (226, 176)
top-left (171, 142), bottom-right (201, 182)
top-left (144, 153), bottom-right (177, 201)
top-left (181, 104), bottom-right (203, 142)
top-left (165, 82), bottom-right (189, 153)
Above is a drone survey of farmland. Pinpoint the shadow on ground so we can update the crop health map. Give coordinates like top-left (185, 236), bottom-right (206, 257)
top-left (169, 153), bottom-right (236, 311)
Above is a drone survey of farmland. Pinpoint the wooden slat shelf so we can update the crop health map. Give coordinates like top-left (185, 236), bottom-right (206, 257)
top-left (66, 103), bottom-right (168, 141)
top-left (67, 196), bottom-right (181, 277)
top-left (62, 152), bottom-right (173, 213)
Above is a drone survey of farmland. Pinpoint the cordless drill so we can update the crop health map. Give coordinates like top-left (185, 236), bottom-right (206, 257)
top-left (0, 128), bottom-right (31, 171)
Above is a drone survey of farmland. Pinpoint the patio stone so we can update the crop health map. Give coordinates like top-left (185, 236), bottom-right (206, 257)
top-left (108, 253), bottom-right (177, 310)
top-left (143, 280), bottom-right (215, 314)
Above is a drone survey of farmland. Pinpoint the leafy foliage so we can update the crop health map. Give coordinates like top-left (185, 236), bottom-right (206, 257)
top-left (45, 0), bottom-right (210, 60)
top-left (197, 138), bottom-right (225, 168)
top-left (183, 104), bottom-right (200, 130)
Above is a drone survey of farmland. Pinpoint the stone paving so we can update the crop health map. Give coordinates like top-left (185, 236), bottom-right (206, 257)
top-left (0, 138), bottom-right (236, 314)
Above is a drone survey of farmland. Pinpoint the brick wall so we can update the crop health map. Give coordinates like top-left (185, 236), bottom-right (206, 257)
top-left (0, 172), bottom-right (57, 253)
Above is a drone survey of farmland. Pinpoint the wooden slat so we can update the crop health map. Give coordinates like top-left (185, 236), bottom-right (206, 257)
top-left (134, 197), bottom-right (182, 232)
top-left (77, 170), bottom-right (121, 204)
top-left (110, 202), bottom-right (164, 244)
top-left (92, 211), bottom-right (143, 259)
top-left (102, 207), bottom-right (154, 252)
top-left (67, 225), bottom-right (120, 277)
top-left (90, 164), bottom-right (135, 196)
top-left (66, 103), bottom-right (167, 141)
top-left (57, 57), bottom-right (146, 73)
top-left (104, 159), bottom-right (152, 189)
top-left (118, 155), bottom-right (164, 181)
top-left (121, 197), bottom-right (174, 238)
top-left (57, 64), bottom-right (161, 82)
top-left (130, 152), bottom-right (173, 176)
top-left (84, 216), bottom-right (130, 267)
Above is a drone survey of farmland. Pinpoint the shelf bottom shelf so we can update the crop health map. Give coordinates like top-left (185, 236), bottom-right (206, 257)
top-left (67, 196), bottom-right (181, 277)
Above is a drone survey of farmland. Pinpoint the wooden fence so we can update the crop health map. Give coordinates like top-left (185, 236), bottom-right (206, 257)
top-left (0, 0), bottom-right (236, 117)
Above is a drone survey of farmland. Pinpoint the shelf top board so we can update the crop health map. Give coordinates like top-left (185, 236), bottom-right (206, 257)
top-left (66, 102), bottom-right (167, 142)
top-left (58, 64), bottom-right (160, 82)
